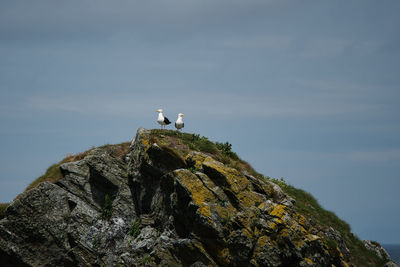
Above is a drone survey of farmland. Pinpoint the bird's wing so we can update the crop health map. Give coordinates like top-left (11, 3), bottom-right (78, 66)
top-left (182, 123), bottom-right (184, 128)
top-left (164, 117), bottom-right (171, 124)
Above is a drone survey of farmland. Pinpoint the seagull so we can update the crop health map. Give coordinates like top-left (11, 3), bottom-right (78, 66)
top-left (156, 109), bottom-right (171, 129)
top-left (175, 113), bottom-right (184, 131)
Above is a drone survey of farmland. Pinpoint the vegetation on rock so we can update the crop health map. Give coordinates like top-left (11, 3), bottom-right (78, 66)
top-left (150, 129), bottom-right (264, 179)
top-left (100, 194), bottom-right (113, 220)
top-left (128, 220), bottom-right (141, 238)
top-left (267, 177), bottom-right (386, 266)
top-left (0, 129), bottom-right (393, 267)
top-left (149, 129), bottom-right (388, 267)
top-left (21, 142), bottom-right (130, 197)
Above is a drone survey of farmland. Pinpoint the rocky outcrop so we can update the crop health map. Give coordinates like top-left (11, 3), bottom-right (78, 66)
top-left (0, 128), bottom-right (397, 266)
top-left (362, 240), bottom-right (399, 267)
top-left (363, 240), bottom-right (391, 262)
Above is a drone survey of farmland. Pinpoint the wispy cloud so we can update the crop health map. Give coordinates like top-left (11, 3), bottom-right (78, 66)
top-left (22, 87), bottom-right (383, 120)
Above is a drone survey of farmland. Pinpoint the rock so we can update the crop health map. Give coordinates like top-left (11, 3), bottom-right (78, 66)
top-left (0, 128), bottom-right (396, 266)
top-left (385, 261), bottom-right (400, 267)
top-left (363, 240), bottom-right (391, 261)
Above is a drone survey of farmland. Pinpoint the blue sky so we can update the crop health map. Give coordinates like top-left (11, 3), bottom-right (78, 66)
top-left (1, 0), bottom-right (399, 243)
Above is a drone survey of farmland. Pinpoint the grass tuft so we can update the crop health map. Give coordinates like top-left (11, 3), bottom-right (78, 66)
top-left (100, 194), bottom-right (113, 220)
top-left (128, 220), bottom-right (141, 238)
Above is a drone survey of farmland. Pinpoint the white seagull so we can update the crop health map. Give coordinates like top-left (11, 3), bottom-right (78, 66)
top-left (156, 109), bottom-right (171, 129)
top-left (175, 113), bottom-right (184, 131)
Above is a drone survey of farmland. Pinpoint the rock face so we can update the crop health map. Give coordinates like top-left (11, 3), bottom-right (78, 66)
top-left (0, 128), bottom-right (397, 266)
top-left (363, 240), bottom-right (391, 262)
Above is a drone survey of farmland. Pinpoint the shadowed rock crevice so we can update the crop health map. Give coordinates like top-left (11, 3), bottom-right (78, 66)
top-left (67, 200), bottom-right (77, 212)
top-left (89, 168), bottom-right (119, 207)
top-left (202, 164), bottom-right (241, 210)
top-left (0, 250), bottom-right (31, 267)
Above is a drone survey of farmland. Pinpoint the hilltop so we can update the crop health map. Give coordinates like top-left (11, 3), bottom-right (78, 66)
top-left (0, 128), bottom-right (397, 266)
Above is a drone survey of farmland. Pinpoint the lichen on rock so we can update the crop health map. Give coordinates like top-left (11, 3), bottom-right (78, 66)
top-left (0, 128), bottom-right (397, 267)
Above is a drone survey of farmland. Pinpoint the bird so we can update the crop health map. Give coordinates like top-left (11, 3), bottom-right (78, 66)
top-left (156, 109), bottom-right (171, 129)
top-left (175, 113), bottom-right (184, 131)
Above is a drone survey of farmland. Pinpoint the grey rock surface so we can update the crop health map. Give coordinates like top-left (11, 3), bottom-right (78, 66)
top-left (363, 240), bottom-right (391, 261)
top-left (0, 127), bottom-right (397, 266)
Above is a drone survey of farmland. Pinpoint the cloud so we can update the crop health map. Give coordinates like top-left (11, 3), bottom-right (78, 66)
top-left (22, 88), bottom-right (382, 120)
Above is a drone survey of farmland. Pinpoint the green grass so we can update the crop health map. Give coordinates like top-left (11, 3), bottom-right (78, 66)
top-left (150, 130), bottom-right (217, 154)
top-left (100, 194), bottom-right (113, 220)
top-left (128, 220), bottom-right (141, 238)
top-left (0, 203), bottom-right (10, 219)
top-left (150, 130), bottom-right (264, 180)
top-left (267, 177), bottom-right (386, 266)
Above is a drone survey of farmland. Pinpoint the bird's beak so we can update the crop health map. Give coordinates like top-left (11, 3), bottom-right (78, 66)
top-left (182, 114), bottom-right (185, 116)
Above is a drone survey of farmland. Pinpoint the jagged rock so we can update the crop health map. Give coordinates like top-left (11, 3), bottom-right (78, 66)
top-left (0, 128), bottom-right (397, 266)
top-left (363, 240), bottom-right (391, 261)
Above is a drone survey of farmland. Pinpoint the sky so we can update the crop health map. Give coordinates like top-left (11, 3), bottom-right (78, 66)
top-left (0, 0), bottom-right (399, 244)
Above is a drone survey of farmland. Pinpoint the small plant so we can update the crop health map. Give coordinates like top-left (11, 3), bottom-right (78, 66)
top-left (100, 194), bottom-right (113, 220)
top-left (128, 220), bottom-right (141, 238)
top-left (217, 199), bottom-right (227, 207)
top-left (142, 254), bottom-right (152, 265)
top-left (270, 177), bottom-right (287, 188)
top-left (191, 134), bottom-right (200, 141)
top-left (92, 234), bottom-right (101, 250)
top-left (196, 137), bottom-right (217, 154)
top-left (221, 213), bottom-right (232, 226)
top-left (216, 142), bottom-right (239, 159)
top-left (188, 166), bottom-right (198, 174)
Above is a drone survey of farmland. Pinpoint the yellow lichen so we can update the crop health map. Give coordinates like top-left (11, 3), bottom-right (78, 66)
top-left (304, 258), bottom-right (314, 264)
top-left (216, 247), bottom-right (231, 266)
top-left (257, 235), bottom-right (268, 247)
top-left (175, 170), bottom-right (215, 218)
top-left (185, 152), bottom-right (209, 170)
top-left (203, 157), bottom-right (249, 194)
top-left (270, 204), bottom-right (287, 219)
top-left (142, 134), bottom-right (150, 146)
